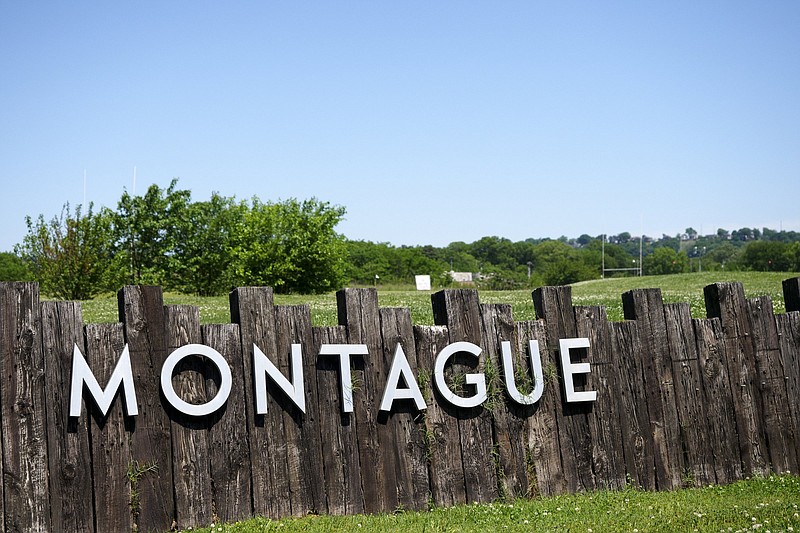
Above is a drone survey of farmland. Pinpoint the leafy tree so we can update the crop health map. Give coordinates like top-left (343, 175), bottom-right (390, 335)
top-left (642, 247), bottom-right (688, 275)
top-left (739, 241), bottom-right (790, 271)
top-left (172, 193), bottom-right (245, 295)
top-left (231, 198), bottom-right (347, 293)
top-left (111, 178), bottom-right (192, 286)
top-left (16, 203), bottom-right (115, 299)
top-left (0, 252), bottom-right (31, 281)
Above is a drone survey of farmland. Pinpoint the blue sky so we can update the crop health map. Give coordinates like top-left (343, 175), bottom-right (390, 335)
top-left (1, 2), bottom-right (798, 252)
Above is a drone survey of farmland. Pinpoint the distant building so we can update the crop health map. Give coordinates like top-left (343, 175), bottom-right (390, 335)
top-left (449, 271), bottom-right (473, 283)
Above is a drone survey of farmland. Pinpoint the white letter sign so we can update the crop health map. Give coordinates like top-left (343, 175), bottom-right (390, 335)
top-left (319, 343), bottom-right (369, 413)
top-left (253, 343), bottom-right (305, 414)
top-left (434, 341), bottom-right (487, 409)
top-left (379, 343), bottom-right (427, 412)
top-left (501, 340), bottom-right (544, 405)
top-left (161, 344), bottom-right (233, 416)
top-left (558, 337), bottom-right (597, 402)
top-left (70, 343), bottom-right (138, 417)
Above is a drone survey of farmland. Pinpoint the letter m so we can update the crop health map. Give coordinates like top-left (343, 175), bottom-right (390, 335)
top-left (69, 344), bottom-right (138, 417)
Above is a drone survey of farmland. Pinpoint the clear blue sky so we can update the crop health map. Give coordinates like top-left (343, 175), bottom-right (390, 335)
top-left (2, 2), bottom-right (798, 252)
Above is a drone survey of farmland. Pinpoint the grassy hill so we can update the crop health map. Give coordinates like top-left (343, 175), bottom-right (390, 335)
top-left (79, 271), bottom-right (799, 325)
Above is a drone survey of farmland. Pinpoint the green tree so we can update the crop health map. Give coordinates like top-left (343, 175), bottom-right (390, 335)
top-left (231, 198), bottom-right (347, 293)
top-left (642, 247), bottom-right (688, 275)
top-left (16, 203), bottom-right (115, 299)
top-left (739, 241), bottom-right (790, 271)
top-left (0, 252), bottom-right (31, 281)
top-left (111, 179), bottom-right (192, 286)
top-left (172, 193), bottom-right (245, 295)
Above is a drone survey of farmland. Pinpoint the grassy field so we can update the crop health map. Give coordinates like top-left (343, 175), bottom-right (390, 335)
top-left (80, 271), bottom-right (800, 325)
top-left (188, 474), bottom-right (800, 532)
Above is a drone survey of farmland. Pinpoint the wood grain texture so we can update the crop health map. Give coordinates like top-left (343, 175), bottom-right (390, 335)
top-left (0, 282), bottom-right (50, 532)
top-left (41, 301), bottom-right (93, 533)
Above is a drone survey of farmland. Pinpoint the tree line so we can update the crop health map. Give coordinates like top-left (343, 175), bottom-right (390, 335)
top-left (1, 181), bottom-right (799, 299)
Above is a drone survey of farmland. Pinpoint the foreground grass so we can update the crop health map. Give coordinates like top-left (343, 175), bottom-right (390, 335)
top-left (188, 474), bottom-right (800, 532)
top-left (80, 271), bottom-right (799, 324)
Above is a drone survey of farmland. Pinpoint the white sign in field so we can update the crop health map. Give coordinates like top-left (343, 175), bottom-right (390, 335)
top-left (415, 275), bottom-right (431, 291)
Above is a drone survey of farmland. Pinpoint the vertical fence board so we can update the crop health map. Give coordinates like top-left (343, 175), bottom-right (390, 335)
top-left (230, 287), bottom-right (291, 518)
top-left (479, 303), bottom-right (531, 499)
top-left (533, 286), bottom-right (595, 492)
top-left (609, 321), bottom-right (655, 490)
top-left (118, 285), bottom-right (175, 532)
top-left (784, 277), bottom-right (800, 312)
top-left (775, 311), bottom-right (800, 467)
top-left (663, 303), bottom-right (716, 487)
top-left (164, 305), bottom-right (212, 529)
top-left (622, 289), bottom-right (683, 490)
top-left (432, 289), bottom-right (499, 503)
top-left (747, 297), bottom-right (798, 473)
top-left (379, 307), bottom-right (430, 511)
top-left (274, 305), bottom-right (327, 515)
top-left (693, 318), bottom-right (742, 484)
top-left (0, 282), bottom-right (50, 532)
top-left (516, 320), bottom-right (566, 497)
top-left (41, 301), bottom-right (94, 533)
top-left (84, 323), bottom-right (133, 533)
top-left (312, 325), bottom-right (364, 515)
top-left (575, 305), bottom-right (627, 491)
top-left (202, 323), bottom-right (252, 523)
top-left (337, 288), bottom-right (399, 513)
top-left (414, 324), bottom-right (466, 507)
top-left (704, 282), bottom-right (769, 476)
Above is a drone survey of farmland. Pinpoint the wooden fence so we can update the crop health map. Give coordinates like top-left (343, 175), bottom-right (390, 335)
top-left (0, 279), bottom-right (799, 532)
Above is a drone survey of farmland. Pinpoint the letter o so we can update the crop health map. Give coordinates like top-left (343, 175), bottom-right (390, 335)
top-left (161, 344), bottom-right (232, 416)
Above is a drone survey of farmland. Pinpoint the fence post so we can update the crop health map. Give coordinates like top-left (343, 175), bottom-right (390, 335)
top-left (0, 282), bottom-right (50, 532)
top-left (704, 282), bottom-right (769, 477)
top-left (41, 301), bottom-right (94, 532)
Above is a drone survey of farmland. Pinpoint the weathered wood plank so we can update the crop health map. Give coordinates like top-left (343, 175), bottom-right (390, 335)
top-left (230, 287), bottom-right (290, 518)
top-left (609, 321), bottom-right (654, 490)
top-left (274, 305), bottom-right (327, 515)
top-left (164, 305), bottom-right (212, 529)
top-left (663, 303), bottom-right (715, 487)
top-left (775, 311), bottom-right (800, 471)
top-left (693, 318), bottom-right (742, 484)
top-left (84, 323), bottom-right (134, 533)
top-left (379, 307), bottom-right (429, 511)
top-left (202, 323), bottom-right (252, 524)
top-left (783, 277), bottom-right (800, 312)
top-left (516, 320), bottom-right (566, 497)
top-left (432, 289), bottom-right (499, 503)
top-left (704, 282), bottom-right (768, 476)
top-left (312, 325), bottom-right (364, 515)
top-left (746, 296), bottom-right (798, 474)
top-left (41, 301), bottom-right (94, 533)
top-left (414, 324), bottom-right (466, 506)
top-left (337, 288), bottom-right (399, 514)
top-left (575, 305), bottom-right (626, 491)
top-left (622, 288), bottom-right (682, 490)
top-left (479, 303), bottom-right (530, 499)
top-left (118, 285), bottom-right (175, 532)
top-left (533, 286), bottom-right (595, 493)
top-left (0, 282), bottom-right (50, 532)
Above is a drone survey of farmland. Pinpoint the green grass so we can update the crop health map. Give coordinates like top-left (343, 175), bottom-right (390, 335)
top-left (188, 474), bottom-right (800, 532)
top-left (79, 271), bottom-right (799, 325)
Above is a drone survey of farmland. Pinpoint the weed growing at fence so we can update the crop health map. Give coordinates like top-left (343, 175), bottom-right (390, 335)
top-left (186, 474), bottom-right (800, 532)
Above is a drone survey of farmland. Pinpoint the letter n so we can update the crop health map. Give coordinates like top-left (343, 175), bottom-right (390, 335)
top-left (69, 343), bottom-right (138, 417)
